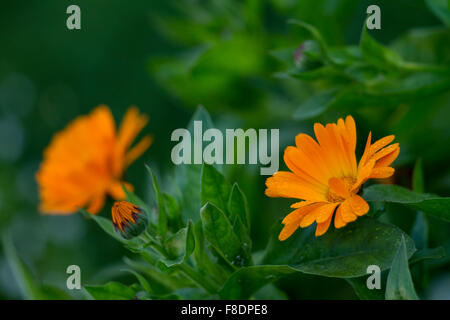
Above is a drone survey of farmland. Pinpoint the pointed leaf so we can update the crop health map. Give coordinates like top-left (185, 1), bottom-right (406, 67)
top-left (201, 164), bottom-right (231, 214)
top-left (263, 218), bottom-right (416, 278)
top-left (228, 183), bottom-right (250, 230)
top-left (2, 233), bottom-right (45, 299)
top-left (200, 202), bottom-right (245, 267)
top-left (385, 236), bottom-right (419, 300)
top-left (364, 184), bottom-right (450, 222)
top-left (146, 165), bottom-right (168, 238)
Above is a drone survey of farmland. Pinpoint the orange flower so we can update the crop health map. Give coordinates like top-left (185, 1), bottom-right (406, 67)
top-left (265, 115), bottom-right (399, 240)
top-left (36, 105), bottom-right (152, 215)
top-left (112, 201), bottom-right (148, 239)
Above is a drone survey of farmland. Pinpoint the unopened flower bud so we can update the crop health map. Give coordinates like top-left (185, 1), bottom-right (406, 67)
top-left (112, 201), bottom-right (148, 239)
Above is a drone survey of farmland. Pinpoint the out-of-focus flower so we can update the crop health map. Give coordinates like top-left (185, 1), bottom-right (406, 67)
top-left (36, 105), bottom-right (152, 215)
top-left (265, 115), bottom-right (399, 240)
top-left (111, 201), bottom-right (148, 239)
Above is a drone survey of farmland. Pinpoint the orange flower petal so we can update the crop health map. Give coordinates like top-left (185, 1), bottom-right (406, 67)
top-left (358, 131), bottom-right (372, 170)
top-left (124, 135), bottom-right (153, 168)
top-left (299, 203), bottom-right (330, 228)
top-left (375, 146), bottom-right (400, 168)
top-left (328, 177), bottom-right (350, 198)
top-left (284, 146), bottom-right (328, 191)
top-left (315, 213), bottom-right (333, 236)
top-left (108, 181), bottom-right (134, 200)
top-left (348, 195), bottom-right (369, 216)
top-left (87, 194), bottom-right (106, 215)
top-left (371, 143), bottom-right (400, 162)
top-left (279, 223), bottom-right (300, 241)
top-left (370, 167), bottom-right (395, 179)
top-left (315, 202), bottom-right (339, 223)
top-left (339, 200), bottom-right (357, 223)
top-left (334, 204), bottom-right (347, 228)
top-left (369, 135), bottom-right (395, 156)
top-left (265, 171), bottom-right (327, 201)
top-left (290, 200), bottom-right (317, 208)
top-left (282, 203), bottom-right (324, 225)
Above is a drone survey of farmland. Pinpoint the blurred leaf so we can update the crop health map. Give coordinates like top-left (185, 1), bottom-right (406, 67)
top-left (360, 26), bottom-right (405, 72)
top-left (231, 215), bottom-right (252, 265)
top-left (159, 220), bottom-right (195, 269)
top-left (288, 19), bottom-right (332, 64)
top-left (411, 159), bottom-right (428, 250)
top-left (122, 269), bottom-right (153, 294)
top-left (263, 218), bottom-right (416, 278)
top-left (174, 106), bottom-right (215, 221)
top-left (252, 284), bottom-right (288, 300)
top-left (201, 163), bottom-right (231, 214)
top-left (84, 282), bottom-right (139, 300)
top-left (411, 212), bottom-right (428, 250)
top-left (293, 89), bottom-right (338, 120)
top-left (385, 236), bottom-right (419, 300)
top-left (2, 233), bottom-right (45, 300)
top-left (40, 285), bottom-right (73, 300)
top-left (426, 0), bottom-right (450, 26)
top-left (124, 257), bottom-right (188, 294)
top-left (80, 209), bottom-right (140, 247)
top-left (146, 165), bottom-right (168, 238)
top-left (192, 220), bottom-right (228, 286)
top-left (163, 193), bottom-right (182, 231)
top-left (228, 182), bottom-right (251, 230)
top-left (219, 265), bottom-right (294, 299)
top-left (346, 276), bottom-right (385, 300)
top-left (364, 184), bottom-right (450, 222)
top-left (200, 202), bottom-right (247, 267)
top-left (409, 247), bottom-right (446, 265)
top-left (413, 158), bottom-right (425, 193)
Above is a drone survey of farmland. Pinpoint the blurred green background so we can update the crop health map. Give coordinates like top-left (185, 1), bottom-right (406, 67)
top-left (0, 0), bottom-right (449, 299)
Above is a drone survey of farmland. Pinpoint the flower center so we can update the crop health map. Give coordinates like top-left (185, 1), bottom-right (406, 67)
top-left (326, 176), bottom-right (357, 203)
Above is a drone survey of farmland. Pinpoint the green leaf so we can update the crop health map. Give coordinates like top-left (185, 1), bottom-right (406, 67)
top-left (252, 284), bottom-right (289, 300)
top-left (346, 276), bottom-right (385, 300)
top-left (411, 159), bottom-right (429, 249)
top-left (287, 19), bottom-right (332, 64)
top-left (40, 285), bottom-right (73, 300)
top-left (84, 282), bottom-right (139, 300)
top-left (200, 202), bottom-right (245, 267)
top-left (122, 269), bottom-right (153, 293)
top-left (385, 236), bottom-right (419, 300)
top-left (146, 165), bottom-right (168, 238)
top-left (263, 218), bottom-right (416, 278)
top-left (363, 184), bottom-right (450, 222)
top-left (159, 220), bottom-right (196, 269)
top-left (413, 158), bottom-right (425, 193)
top-left (232, 215), bottom-right (252, 265)
top-left (192, 220), bottom-right (228, 285)
top-left (426, 0), bottom-right (450, 26)
top-left (201, 164), bottom-right (232, 214)
top-left (163, 193), bottom-right (182, 231)
top-left (174, 106), bottom-right (215, 221)
top-left (2, 232), bottom-right (45, 299)
top-left (219, 265), bottom-right (295, 300)
top-left (360, 25), bottom-right (405, 72)
top-left (411, 212), bottom-right (428, 250)
top-left (228, 183), bottom-right (251, 230)
top-left (124, 257), bottom-right (188, 293)
top-left (80, 208), bottom-right (140, 247)
top-left (293, 89), bottom-right (338, 120)
top-left (409, 247), bottom-right (446, 265)
top-left (123, 185), bottom-right (152, 215)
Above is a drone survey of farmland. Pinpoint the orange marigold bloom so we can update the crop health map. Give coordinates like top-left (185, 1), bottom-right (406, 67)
top-left (265, 115), bottom-right (399, 240)
top-left (36, 105), bottom-right (152, 215)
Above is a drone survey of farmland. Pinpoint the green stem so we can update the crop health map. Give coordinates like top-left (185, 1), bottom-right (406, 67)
top-left (178, 263), bottom-right (219, 294)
